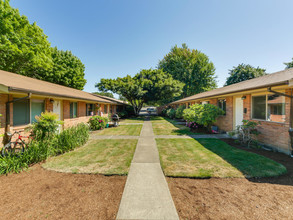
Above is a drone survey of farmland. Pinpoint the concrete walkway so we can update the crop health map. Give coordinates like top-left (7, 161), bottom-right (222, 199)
top-left (116, 119), bottom-right (179, 220)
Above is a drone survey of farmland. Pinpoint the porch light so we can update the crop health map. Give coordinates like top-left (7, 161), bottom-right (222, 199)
top-left (241, 96), bottom-right (246, 100)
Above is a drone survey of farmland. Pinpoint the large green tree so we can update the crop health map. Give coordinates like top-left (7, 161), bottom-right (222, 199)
top-left (158, 44), bottom-right (217, 98)
top-left (0, 1), bottom-right (86, 90)
top-left (0, 0), bottom-right (52, 75)
top-left (284, 58), bottom-right (293, 69)
top-left (225, 63), bottom-right (266, 86)
top-left (96, 69), bottom-right (184, 115)
top-left (37, 47), bottom-right (86, 90)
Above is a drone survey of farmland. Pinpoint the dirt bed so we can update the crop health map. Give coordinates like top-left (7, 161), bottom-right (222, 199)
top-left (0, 164), bottom-right (126, 220)
top-left (167, 138), bottom-right (293, 219)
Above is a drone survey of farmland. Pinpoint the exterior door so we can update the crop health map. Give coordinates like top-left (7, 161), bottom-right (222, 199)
top-left (235, 97), bottom-right (243, 128)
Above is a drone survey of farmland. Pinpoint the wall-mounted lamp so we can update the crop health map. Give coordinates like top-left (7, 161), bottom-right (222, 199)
top-left (241, 96), bottom-right (246, 100)
top-left (49, 99), bottom-right (54, 103)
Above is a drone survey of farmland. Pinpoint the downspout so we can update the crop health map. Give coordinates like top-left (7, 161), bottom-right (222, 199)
top-left (3, 93), bottom-right (31, 145)
top-left (290, 89), bottom-right (293, 156)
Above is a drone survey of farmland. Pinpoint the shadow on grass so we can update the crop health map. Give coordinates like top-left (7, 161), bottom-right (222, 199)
top-left (196, 138), bottom-right (287, 180)
top-left (218, 138), bottom-right (293, 186)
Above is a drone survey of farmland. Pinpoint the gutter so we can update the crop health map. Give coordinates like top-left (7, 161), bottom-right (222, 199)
top-left (8, 87), bottom-right (113, 104)
top-left (170, 81), bottom-right (289, 105)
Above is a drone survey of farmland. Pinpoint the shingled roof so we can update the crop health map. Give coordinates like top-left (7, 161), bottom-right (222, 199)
top-left (92, 94), bottom-right (127, 105)
top-left (171, 68), bottom-right (293, 104)
top-left (0, 70), bottom-right (112, 103)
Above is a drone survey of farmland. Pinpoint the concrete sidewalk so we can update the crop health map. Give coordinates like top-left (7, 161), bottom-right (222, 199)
top-left (116, 120), bottom-right (179, 220)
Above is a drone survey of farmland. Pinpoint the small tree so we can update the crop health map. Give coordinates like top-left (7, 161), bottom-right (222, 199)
top-left (236, 120), bottom-right (261, 147)
top-left (183, 104), bottom-right (224, 130)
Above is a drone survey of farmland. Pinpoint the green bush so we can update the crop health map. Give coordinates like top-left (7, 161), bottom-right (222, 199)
top-left (175, 105), bottom-right (186, 119)
top-left (88, 116), bottom-right (109, 130)
top-left (0, 123), bottom-right (89, 175)
top-left (166, 108), bottom-right (176, 119)
top-left (183, 104), bottom-right (224, 129)
top-left (30, 111), bottom-right (63, 140)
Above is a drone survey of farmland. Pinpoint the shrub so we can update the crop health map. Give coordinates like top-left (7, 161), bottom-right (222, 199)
top-left (175, 105), bottom-right (186, 119)
top-left (166, 108), bottom-right (176, 119)
top-left (88, 116), bottom-right (108, 130)
top-left (183, 104), bottom-right (224, 129)
top-left (30, 111), bottom-right (63, 140)
top-left (0, 123), bottom-right (89, 175)
top-left (236, 120), bottom-right (261, 148)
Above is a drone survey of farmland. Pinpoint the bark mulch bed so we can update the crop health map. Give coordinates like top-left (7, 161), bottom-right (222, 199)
top-left (0, 164), bottom-right (126, 220)
top-left (167, 138), bottom-right (293, 220)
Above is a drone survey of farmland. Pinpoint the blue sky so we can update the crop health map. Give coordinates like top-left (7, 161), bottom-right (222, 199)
top-left (11, 0), bottom-right (293, 94)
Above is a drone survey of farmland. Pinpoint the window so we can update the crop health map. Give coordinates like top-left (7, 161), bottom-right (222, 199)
top-left (70, 102), bottom-right (77, 118)
top-left (86, 104), bottom-right (94, 116)
top-left (201, 101), bottom-right (209, 105)
top-left (267, 94), bottom-right (285, 123)
top-left (110, 105), bottom-right (113, 114)
top-left (218, 99), bottom-right (226, 115)
top-left (31, 100), bottom-right (44, 123)
top-left (252, 96), bottom-right (266, 120)
top-left (13, 99), bottom-right (44, 126)
top-left (13, 99), bottom-right (30, 126)
top-left (252, 94), bottom-right (286, 123)
top-left (104, 104), bottom-right (108, 114)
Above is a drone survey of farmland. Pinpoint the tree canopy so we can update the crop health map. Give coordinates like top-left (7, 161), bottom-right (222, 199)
top-left (0, 0), bottom-right (52, 75)
top-left (37, 47), bottom-right (86, 90)
top-left (284, 58), bottom-right (293, 69)
top-left (158, 44), bottom-right (217, 98)
top-left (96, 69), bottom-right (184, 115)
top-left (225, 63), bottom-right (266, 86)
top-left (0, 1), bottom-right (86, 90)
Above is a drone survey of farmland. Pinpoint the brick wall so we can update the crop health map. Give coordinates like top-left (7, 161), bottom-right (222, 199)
top-left (242, 90), bottom-right (291, 154)
top-left (77, 102), bottom-right (86, 117)
top-left (63, 116), bottom-right (91, 129)
top-left (63, 100), bottom-right (70, 119)
top-left (45, 98), bottom-right (53, 112)
top-left (213, 96), bottom-right (233, 132)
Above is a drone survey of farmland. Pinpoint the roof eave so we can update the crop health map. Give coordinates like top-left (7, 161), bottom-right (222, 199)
top-left (170, 81), bottom-right (289, 105)
top-left (8, 87), bottom-right (113, 104)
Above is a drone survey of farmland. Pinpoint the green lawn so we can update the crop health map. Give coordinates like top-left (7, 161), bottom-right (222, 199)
top-left (120, 117), bottom-right (145, 123)
top-left (151, 116), bottom-right (197, 135)
top-left (156, 138), bottom-right (287, 178)
top-left (43, 139), bottom-right (137, 175)
top-left (93, 124), bottom-right (142, 136)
